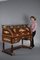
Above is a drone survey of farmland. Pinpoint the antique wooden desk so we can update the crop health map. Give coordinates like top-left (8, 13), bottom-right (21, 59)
top-left (2, 24), bottom-right (32, 55)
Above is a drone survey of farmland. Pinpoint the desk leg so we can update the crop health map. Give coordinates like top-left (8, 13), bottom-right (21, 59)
top-left (11, 44), bottom-right (15, 56)
top-left (2, 42), bottom-right (5, 51)
top-left (30, 40), bottom-right (33, 49)
top-left (22, 39), bottom-right (23, 45)
top-left (11, 44), bottom-right (13, 53)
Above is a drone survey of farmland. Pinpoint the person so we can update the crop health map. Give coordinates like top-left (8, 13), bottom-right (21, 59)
top-left (30, 16), bottom-right (37, 48)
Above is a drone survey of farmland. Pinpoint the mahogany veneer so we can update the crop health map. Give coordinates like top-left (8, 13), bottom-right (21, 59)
top-left (2, 24), bottom-right (32, 55)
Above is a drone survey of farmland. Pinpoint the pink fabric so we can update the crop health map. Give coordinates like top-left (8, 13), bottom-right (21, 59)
top-left (31, 21), bottom-right (37, 32)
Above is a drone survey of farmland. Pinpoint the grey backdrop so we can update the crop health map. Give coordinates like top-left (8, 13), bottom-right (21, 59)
top-left (0, 0), bottom-right (40, 47)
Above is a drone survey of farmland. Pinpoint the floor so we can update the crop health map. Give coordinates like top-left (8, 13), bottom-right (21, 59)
top-left (0, 42), bottom-right (40, 60)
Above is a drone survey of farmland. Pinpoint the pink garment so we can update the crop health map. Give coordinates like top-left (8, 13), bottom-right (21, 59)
top-left (31, 21), bottom-right (37, 32)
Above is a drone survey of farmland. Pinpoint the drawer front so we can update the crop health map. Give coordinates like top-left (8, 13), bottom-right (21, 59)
top-left (12, 38), bottom-right (20, 43)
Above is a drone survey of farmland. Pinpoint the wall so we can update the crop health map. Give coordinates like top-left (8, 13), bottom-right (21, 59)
top-left (0, 0), bottom-right (40, 47)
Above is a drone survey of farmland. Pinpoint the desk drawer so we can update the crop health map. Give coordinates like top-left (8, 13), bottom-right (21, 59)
top-left (12, 38), bottom-right (20, 43)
